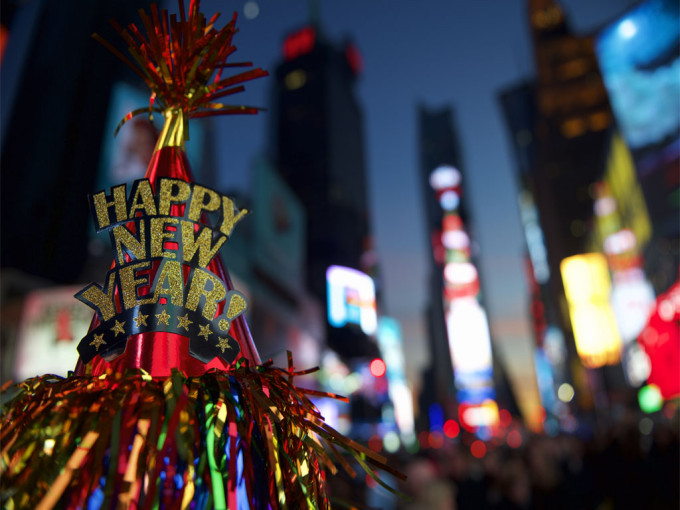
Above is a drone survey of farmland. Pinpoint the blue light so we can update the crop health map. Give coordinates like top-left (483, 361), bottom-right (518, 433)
top-left (456, 386), bottom-right (496, 405)
top-left (476, 426), bottom-right (492, 441)
top-left (174, 473), bottom-right (184, 489)
top-left (428, 403), bottom-right (444, 431)
top-left (618, 19), bottom-right (637, 39)
top-left (87, 487), bottom-right (104, 510)
top-left (439, 190), bottom-right (460, 211)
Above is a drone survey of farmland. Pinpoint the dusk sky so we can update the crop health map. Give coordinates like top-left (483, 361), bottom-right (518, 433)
top-left (191, 0), bottom-right (637, 414)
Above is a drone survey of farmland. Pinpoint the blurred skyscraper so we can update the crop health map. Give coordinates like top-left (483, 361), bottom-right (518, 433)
top-left (417, 106), bottom-right (461, 418)
top-left (498, 0), bottom-right (664, 418)
top-left (269, 24), bottom-right (380, 362)
top-left (1, 1), bottom-right (155, 284)
top-left (418, 106), bottom-right (504, 434)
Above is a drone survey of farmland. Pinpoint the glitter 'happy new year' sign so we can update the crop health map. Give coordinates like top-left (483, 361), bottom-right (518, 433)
top-left (76, 178), bottom-right (248, 364)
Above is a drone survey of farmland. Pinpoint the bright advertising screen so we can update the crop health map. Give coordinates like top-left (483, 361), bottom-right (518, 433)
top-left (326, 265), bottom-right (377, 335)
top-left (377, 317), bottom-right (415, 440)
top-left (595, 0), bottom-right (679, 151)
top-left (561, 254), bottom-right (623, 368)
top-left (15, 287), bottom-right (93, 381)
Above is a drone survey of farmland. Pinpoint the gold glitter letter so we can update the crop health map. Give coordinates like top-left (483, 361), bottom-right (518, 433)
top-left (218, 196), bottom-right (248, 237)
top-left (181, 220), bottom-right (226, 268)
top-left (111, 221), bottom-right (147, 266)
top-left (150, 217), bottom-right (179, 259)
top-left (119, 261), bottom-right (154, 310)
top-left (151, 259), bottom-right (185, 307)
top-left (92, 184), bottom-right (128, 230)
top-left (187, 185), bottom-right (221, 223)
top-left (128, 179), bottom-right (157, 217)
top-left (185, 268), bottom-right (226, 320)
top-left (75, 272), bottom-right (117, 321)
top-left (157, 178), bottom-right (191, 216)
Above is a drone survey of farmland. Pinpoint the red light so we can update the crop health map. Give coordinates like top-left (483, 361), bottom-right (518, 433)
top-left (499, 409), bottom-right (513, 428)
top-left (470, 440), bottom-right (487, 458)
top-left (507, 429), bottom-right (522, 449)
top-left (368, 435), bottom-right (383, 453)
top-left (428, 431), bottom-right (444, 449)
top-left (344, 43), bottom-right (364, 75)
top-left (365, 473), bottom-right (378, 488)
top-left (443, 419), bottom-right (460, 438)
top-left (443, 214), bottom-right (464, 231)
top-left (531, 300), bottom-right (545, 317)
top-left (283, 26), bottom-right (316, 61)
top-left (369, 358), bottom-right (386, 377)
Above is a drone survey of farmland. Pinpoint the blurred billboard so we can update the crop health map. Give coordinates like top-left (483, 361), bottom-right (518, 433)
top-left (15, 287), bottom-right (92, 381)
top-left (560, 253), bottom-right (623, 368)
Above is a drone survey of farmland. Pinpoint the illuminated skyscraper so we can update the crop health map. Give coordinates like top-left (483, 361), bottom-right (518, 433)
top-left (499, 1), bottom-right (629, 410)
top-left (270, 25), bottom-right (379, 361)
top-left (418, 106), bottom-right (500, 433)
top-left (418, 106), bottom-right (461, 414)
top-left (528, 0), bottom-right (613, 265)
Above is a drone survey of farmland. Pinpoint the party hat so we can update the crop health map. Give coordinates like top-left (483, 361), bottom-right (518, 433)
top-left (73, 2), bottom-right (266, 378)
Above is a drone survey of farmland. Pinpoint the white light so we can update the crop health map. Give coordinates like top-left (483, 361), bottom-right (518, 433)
top-left (462, 405), bottom-right (497, 427)
top-left (389, 382), bottom-right (415, 437)
top-left (603, 229), bottom-right (636, 255)
top-left (446, 298), bottom-right (493, 373)
top-left (439, 190), bottom-right (460, 211)
top-left (315, 398), bottom-right (339, 430)
top-left (444, 262), bottom-right (477, 286)
top-left (557, 383), bottom-right (575, 403)
top-left (383, 431), bottom-right (401, 453)
top-left (618, 19), bottom-right (637, 39)
top-left (594, 196), bottom-right (617, 217)
top-left (610, 275), bottom-right (656, 342)
top-left (623, 343), bottom-right (651, 387)
top-left (243, 1), bottom-right (260, 19)
top-left (429, 165), bottom-right (461, 191)
top-left (441, 229), bottom-right (469, 251)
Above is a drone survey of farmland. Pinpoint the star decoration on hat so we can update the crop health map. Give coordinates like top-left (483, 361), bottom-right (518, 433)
top-left (198, 323), bottom-right (212, 341)
top-left (216, 337), bottom-right (231, 353)
top-left (156, 309), bottom-right (171, 326)
top-left (90, 334), bottom-right (107, 351)
top-left (177, 313), bottom-right (193, 332)
top-left (134, 313), bottom-right (149, 328)
top-left (110, 320), bottom-right (126, 337)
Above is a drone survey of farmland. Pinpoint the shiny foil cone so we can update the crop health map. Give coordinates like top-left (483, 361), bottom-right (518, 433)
top-left (75, 113), bottom-right (260, 377)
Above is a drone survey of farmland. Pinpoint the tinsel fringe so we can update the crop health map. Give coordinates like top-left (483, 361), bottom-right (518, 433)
top-left (1, 356), bottom-right (402, 509)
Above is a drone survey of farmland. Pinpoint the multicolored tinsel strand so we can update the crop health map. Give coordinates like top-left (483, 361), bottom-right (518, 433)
top-left (1, 355), bottom-right (403, 509)
top-left (93, 0), bottom-right (269, 135)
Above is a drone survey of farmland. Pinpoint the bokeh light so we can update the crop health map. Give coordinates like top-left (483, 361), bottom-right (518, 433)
top-left (443, 419), bottom-right (460, 438)
top-left (557, 383), bottom-right (575, 403)
top-left (470, 440), bottom-right (487, 458)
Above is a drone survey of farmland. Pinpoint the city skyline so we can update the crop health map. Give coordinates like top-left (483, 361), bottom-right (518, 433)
top-left (203, 0), bottom-right (637, 405)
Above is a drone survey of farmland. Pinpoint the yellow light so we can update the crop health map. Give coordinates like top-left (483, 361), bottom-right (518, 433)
top-left (561, 254), bottom-right (622, 368)
top-left (284, 69), bottom-right (307, 90)
top-left (557, 383), bottom-right (575, 402)
top-left (604, 133), bottom-right (652, 248)
top-left (560, 118), bottom-right (587, 138)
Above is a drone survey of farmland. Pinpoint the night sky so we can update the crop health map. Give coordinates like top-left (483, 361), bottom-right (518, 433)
top-left (192, 0), bottom-right (637, 415)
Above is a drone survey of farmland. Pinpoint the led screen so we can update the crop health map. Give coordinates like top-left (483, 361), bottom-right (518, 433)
top-left (595, 0), bottom-right (680, 150)
top-left (326, 265), bottom-right (377, 334)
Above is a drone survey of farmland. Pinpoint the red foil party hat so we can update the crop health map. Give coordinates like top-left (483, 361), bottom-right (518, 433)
top-left (74, 2), bottom-right (267, 377)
